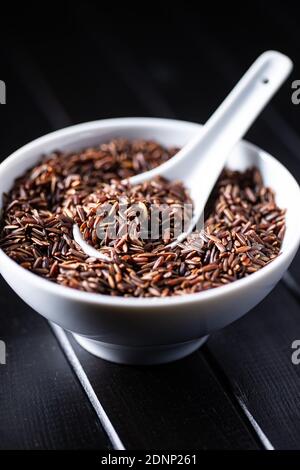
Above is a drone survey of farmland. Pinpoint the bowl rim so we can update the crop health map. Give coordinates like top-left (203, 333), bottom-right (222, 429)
top-left (0, 116), bottom-right (299, 309)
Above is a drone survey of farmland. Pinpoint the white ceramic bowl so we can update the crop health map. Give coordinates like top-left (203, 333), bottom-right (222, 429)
top-left (0, 118), bottom-right (299, 365)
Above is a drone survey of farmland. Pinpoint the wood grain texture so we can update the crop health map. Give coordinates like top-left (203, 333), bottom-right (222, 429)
top-left (0, 279), bottom-right (109, 449)
top-left (0, 55), bottom-right (110, 450)
top-left (206, 284), bottom-right (300, 449)
top-left (68, 334), bottom-right (258, 450)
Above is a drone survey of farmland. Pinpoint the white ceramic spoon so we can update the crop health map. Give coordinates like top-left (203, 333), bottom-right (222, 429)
top-left (74, 50), bottom-right (293, 259)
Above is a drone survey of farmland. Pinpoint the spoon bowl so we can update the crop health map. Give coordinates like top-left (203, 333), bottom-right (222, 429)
top-left (0, 117), bottom-right (299, 364)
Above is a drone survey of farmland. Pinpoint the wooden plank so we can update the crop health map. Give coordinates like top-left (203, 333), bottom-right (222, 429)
top-left (68, 333), bottom-right (258, 450)
top-left (206, 283), bottom-right (300, 450)
top-left (0, 57), bottom-right (112, 450)
top-left (0, 279), bottom-right (110, 449)
top-left (197, 17), bottom-right (300, 450)
top-left (157, 11), bottom-right (300, 449)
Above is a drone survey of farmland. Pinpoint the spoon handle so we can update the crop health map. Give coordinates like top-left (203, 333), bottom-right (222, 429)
top-left (166, 51), bottom-right (293, 190)
top-left (130, 50), bottom-right (292, 198)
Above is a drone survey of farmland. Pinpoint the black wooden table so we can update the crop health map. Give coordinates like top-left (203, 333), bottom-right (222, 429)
top-left (1, 4), bottom-right (300, 451)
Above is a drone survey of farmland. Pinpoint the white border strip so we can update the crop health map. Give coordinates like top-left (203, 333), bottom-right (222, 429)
top-left (50, 323), bottom-right (125, 450)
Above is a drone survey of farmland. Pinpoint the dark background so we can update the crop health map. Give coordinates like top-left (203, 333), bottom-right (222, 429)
top-left (1, 1), bottom-right (300, 451)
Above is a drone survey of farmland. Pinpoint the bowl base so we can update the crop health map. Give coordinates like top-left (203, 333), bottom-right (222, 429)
top-left (72, 334), bottom-right (209, 365)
